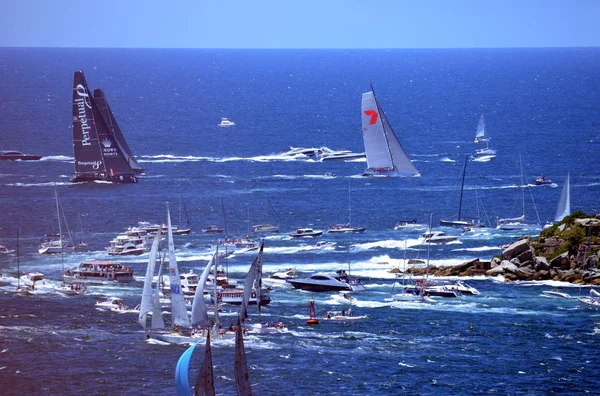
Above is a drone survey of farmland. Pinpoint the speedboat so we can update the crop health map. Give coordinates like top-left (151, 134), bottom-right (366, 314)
top-left (394, 220), bottom-right (427, 230)
top-left (202, 225), bottom-right (224, 233)
top-left (317, 147), bottom-right (366, 162)
top-left (535, 175), bottom-right (553, 185)
top-left (251, 223), bottom-right (280, 233)
top-left (290, 228), bottom-right (323, 238)
top-left (287, 269), bottom-right (364, 292)
top-left (55, 283), bottom-right (87, 296)
top-left (0, 150), bottom-right (42, 160)
top-left (323, 308), bottom-right (367, 321)
top-left (287, 272), bottom-right (352, 292)
top-left (281, 147), bottom-right (320, 157)
top-left (0, 245), bottom-right (15, 254)
top-left (218, 117), bottom-right (235, 127)
top-left (403, 280), bottom-right (460, 298)
top-left (541, 289), bottom-right (571, 299)
top-left (421, 231), bottom-right (459, 244)
top-left (327, 224), bottom-right (366, 234)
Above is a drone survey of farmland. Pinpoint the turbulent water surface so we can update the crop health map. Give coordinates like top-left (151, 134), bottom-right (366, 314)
top-left (0, 48), bottom-right (599, 395)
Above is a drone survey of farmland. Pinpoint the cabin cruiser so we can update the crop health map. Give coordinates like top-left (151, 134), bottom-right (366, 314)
top-left (287, 270), bottom-right (365, 292)
top-left (0, 150), bottom-right (42, 160)
top-left (64, 259), bottom-right (134, 284)
top-left (403, 280), bottom-right (460, 298)
top-left (217, 288), bottom-right (271, 305)
top-left (218, 117), bottom-right (235, 127)
top-left (179, 271), bottom-right (199, 296)
top-left (107, 242), bottom-right (145, 256)
top-left (251, 223), bottom-right (280, 233)
top-left (327, 224), bottom-right (366, 234)
top-left (421, 231), bottom-right (459, 244)
top-left (535, 175), bottom-right (553, 185)
top-left (290, 228), bottom-right (323, 238)
top-left (217, 237), bottom-right (259, 251)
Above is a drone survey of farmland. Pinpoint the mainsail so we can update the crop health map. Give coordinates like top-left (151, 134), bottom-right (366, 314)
top-left (361, 85), bottom-right (419, 177)
top-left (474, 114), bottom-right (487, 143)
top-left (71, 71), bottom-right (106, 176)
top-left (70, 70), bottom-right (138, 183)
top-left (93, 88), bottom-right (143, 174)
top-left (234, 317), bottom-right (253, 396)
top-left (167, 203), bottom-right (191, 328)
top-left (240, 243), bottom-right (264, 321)
top-left (138, 231), bottom-right (163, 329)
top-left (554, 173), bottom-right (571, 222)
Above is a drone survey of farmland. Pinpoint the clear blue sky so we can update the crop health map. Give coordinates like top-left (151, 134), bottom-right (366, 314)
top-left (1, 0), bottom-right (598, 49)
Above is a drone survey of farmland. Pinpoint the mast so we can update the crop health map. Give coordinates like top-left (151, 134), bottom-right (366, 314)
top-left (457, 156), bottom-right (468, 221)
top-left (166, 202), bottom-right (191, 328)
top-left (519, 155), bottom-right (526, 220)
top-left (348, 179), bottom-right (352, 226)
top-left (16, 230), bottom-right (20, 291)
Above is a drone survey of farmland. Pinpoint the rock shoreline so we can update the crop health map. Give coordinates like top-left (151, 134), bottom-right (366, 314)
top-left (396, 215), bottom-right (600, 285)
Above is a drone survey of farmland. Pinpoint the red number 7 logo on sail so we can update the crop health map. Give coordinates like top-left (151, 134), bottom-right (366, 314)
top-left (364, 110), bottom-right (378, 125)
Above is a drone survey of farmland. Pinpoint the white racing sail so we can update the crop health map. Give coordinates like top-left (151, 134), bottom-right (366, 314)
top-left (138, 231), bottom-right (163, 329)
top-left (190, 252), bottom-right (216, 326)
top-left (554, 173), bottom-right (571, 222)
top-left (474, 114), bottom-right (487, 143)
top-left (240, 243), bottom-right (264, 321)
top-left (361, 87), bottom-right (419, 177)
top-left (167, 203), bottom-right (191, 328)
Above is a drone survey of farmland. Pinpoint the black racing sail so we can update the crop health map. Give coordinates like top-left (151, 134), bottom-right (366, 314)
top-left (93, 89), bottom-right (143, 174)
top-left (70, 70), bottom-right (138, 183)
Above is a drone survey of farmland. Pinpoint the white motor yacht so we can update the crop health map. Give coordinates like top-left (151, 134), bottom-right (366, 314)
top-left (287, 270), bottom-right (364, 292)
top-left (421, 231), bottom-right (459, 244)
top-left (218, 117), bottom-right (235, 127)
top-left (290, 228), bottom-right (323, 238)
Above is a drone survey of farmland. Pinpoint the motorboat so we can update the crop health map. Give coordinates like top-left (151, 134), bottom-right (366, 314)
top-left (290, 228), bottom-right (323, 238)
top-left (55, 283), bottom-right (87, 296)
top-left (137, 221), bottom-right (161, 233)
top-left (107, 242), bottom-right (146, 256)
top-left (0, 245), bottom-right (15, 254)
top-left (21, 272), bottom-right (45, 287)
top-left (217, 117), bottom-right (235, 127)
top-left (270, 268), bottom-right (296, 280)
top-left (535, 175), bottom-right (553, 185)
top-left (281, 147), bottom-right (320, 157)
top-left (251, 223), bottom-right (280, 233)
top-left (434, 280), bottom-right (480, 295)
top-left (403, 280), bottom-right (460, 298)
top-left (287, 270), bottom-right (364, 292)
top-left (323, 308), bottom-right (367, 321)
top-left (63, 259), bottom-right (135, 284)
top-left (179, 271), bottom-right (199, 296)
top-left (217, 288), bottom-right (271, 306)
top-left (421, 231), bottom-right (459, 244)
top-left (0, 150), bottom-right (42, 160)
top-left (202, 225), bottom-right (224, 233)
top-left (95, 296), bottom-right (138, 313)
top-left (317, 147), bottom-right (366, 162)
top-left (327, 224), bottom-right (366, 234)
top-left (217, 237), bottom-right (259, 251)
top-left (541, 289), bottom-right (571, 299)
top-left (393, 220), bottom-right (427, 230)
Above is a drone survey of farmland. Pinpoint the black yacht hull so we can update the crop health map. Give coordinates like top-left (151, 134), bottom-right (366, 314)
top-left (70, 173), bottom-right (138, 184)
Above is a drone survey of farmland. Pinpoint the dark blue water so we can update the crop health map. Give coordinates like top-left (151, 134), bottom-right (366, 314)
top-left (1, 48), bottom-right (599, 395)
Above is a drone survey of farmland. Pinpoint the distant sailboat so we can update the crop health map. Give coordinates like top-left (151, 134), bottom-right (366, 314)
top-left (70, 70), bottom-right (140, 183)
top-left (545, 173), bottom-right (571, 228)
top-left (360, 83), bottom-right (420, 177)
top-left (439, 156), bottom-right (484, 228)
top-left (328, 179), bottom-right (366, 233)
top-left (497, 156), bottom-right (540, 230)
top-left (471, 114), bottom-right (496, 161)
top-left (474, 114), bottom-right (488, 143)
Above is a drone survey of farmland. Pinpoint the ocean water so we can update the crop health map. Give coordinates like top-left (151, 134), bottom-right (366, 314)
top-left (0, 48), bottom-right (599, 395)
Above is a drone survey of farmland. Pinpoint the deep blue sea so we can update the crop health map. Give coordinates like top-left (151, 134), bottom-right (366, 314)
top-left (1, 48), bottom-right (599, 395)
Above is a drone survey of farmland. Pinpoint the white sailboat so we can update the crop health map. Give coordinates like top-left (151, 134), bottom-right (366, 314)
top-left (327, 179), bottom-right (366, 234)
top-left (138, 230), bottom-right (165, 331)
top-left (39, 187), bottom-right (71, 255)
top-left (544, 173), bottom-right (571, 228)
top-left (360, 84), bottom-right (420, 177)
top-left (439, 156), bottom-right (485, 228)
top-left (497, 156), bottom-right (541, 230)
top-left (474, 114), bottom-right (488, 143)
top-left (471, 114), bottom-right (496, 161)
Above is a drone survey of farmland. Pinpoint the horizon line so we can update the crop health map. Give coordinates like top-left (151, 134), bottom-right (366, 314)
top-left (0, 45), bottom-right (598, 50)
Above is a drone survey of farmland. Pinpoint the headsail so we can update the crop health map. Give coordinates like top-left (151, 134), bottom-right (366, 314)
top-left (361, 87), bottom-right (419, 177)
top-left (474, 114), bottom-right (487, 143)
top-left (234, 317), bottom-right (253, 396)
top-left (93, 88), bottom-right (143, 174)
top-left (240, 243), bottom-right (264, 321)
top-left (138, 231), bottom-right (162, 329)
top-left (167, 203), bottom-right (191, 328)
top-left (72, 70), bottom-right (105, 176)
top-left (554, 173), bottom-right (571, 222)
top-left (152, 252), bottom-right (165, 329)
top-left (190, 252), bottom-right (216, 326)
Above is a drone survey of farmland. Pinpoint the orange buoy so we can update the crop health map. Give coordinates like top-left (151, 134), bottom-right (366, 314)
top-left (307, 299), bottom-right (319, 325)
